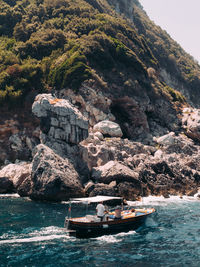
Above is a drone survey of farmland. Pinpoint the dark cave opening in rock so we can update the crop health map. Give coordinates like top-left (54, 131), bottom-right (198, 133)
top-left (110, 101), bottom-right (131, 139)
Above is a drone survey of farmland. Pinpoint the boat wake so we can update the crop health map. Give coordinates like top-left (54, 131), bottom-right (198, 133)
top-left (94, 230), bottom-right (137, 243)
top-left (0, 234), bottom-right (69, 244)
top-left (0, 226), bottom-right (71, 245)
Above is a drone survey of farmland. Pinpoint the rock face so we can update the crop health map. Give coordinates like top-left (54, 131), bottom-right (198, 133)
top-left (59, 83), bottom-right (179, 143)
top-left (80, 133), bottom-right (200, 199)
top-left (32, 94), bottom-right (88, 145)
top-left (29, 144), bottom-right (84, 201)
top-left (2, 90), bottom-right (200, 201)
top-left (160, 68), bottom-right (192, 105)
top-left (59, 87), bottom-right (115, 127)
top-left (93, 120), bottom-right (123, 137)
top-left (80, 137), bottom-right (153, 171)
top-left (182, 108), bottom-right (200, 142)
top-left (108, 0), bottom-right (143, 21)
top-left (0, 116), bottom-right (39, 166)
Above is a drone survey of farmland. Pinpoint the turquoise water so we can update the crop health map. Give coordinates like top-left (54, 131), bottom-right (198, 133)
top-left (1, 195), bottom-right (200, 267)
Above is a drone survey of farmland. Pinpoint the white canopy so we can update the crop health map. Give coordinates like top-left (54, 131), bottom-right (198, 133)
top-left (70, 195), bottom-right (122, 203)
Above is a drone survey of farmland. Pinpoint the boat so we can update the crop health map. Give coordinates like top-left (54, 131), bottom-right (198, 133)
top-left (64, 196), bottom-right (155, 238)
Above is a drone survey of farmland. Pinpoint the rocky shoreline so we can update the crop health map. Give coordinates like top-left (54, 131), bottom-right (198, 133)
top-left (1, 94), bottom-right (200, 202)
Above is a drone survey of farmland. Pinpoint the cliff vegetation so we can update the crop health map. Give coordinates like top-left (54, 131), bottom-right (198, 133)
top-left (0, 0), bottom-right (199, 107)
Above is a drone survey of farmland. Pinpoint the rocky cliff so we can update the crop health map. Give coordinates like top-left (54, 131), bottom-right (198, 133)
top-left (1, 94), bottom-right (200, 201)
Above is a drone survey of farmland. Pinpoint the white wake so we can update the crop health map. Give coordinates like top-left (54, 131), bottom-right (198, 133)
top-left (0, 226), bottom-right (71, 245)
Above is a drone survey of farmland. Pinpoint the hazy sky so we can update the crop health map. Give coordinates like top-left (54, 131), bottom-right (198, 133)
top-left (139, 0), bottom-right (200, 63)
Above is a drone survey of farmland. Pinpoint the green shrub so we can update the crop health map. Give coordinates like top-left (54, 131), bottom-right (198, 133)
top-left (0, 2), bottom-right (21, 36)
top-left (0, 59), bottom-right (43, 104)
top-left (0, 71), bottom-right (10, 90)
top-left (16, 29), bottom-right (66, 59)
top-left (163, 85), bottom-right (186, 103)
top-left (0, 0), bottom-right (199, 107)
top-left (0, 50), bottom-right (19, 66)
top-left (49, 51), bottom-right (91, 90)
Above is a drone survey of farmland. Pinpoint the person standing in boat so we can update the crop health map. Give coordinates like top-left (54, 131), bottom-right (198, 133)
top-left (96, 201), bottom-right (106, 221)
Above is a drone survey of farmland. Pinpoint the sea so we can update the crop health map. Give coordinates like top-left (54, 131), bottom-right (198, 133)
top-left (1, 194), bottom-right (200, 267)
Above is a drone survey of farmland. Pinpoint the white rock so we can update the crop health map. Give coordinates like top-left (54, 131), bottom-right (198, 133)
top-left (154, 149), bottom-right (163, 158)
top-left (93, 120), bottom-right (123, 137)
top-left (156, 132), bottom-right (175, 146)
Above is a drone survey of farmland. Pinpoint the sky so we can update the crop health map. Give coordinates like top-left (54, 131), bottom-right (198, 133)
top-left (139, 0), bottom-right (200, 63)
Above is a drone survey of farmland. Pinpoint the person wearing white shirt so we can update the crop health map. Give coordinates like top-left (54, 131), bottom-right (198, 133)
top-left (96, 201), bottom-right (105, 221)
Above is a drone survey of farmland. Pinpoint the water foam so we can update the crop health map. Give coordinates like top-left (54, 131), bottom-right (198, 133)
top-left (94, 230), bottom-right (136, 243)
top-left (128, 194), bottom-right (200, 207)
top-left (0, 226), bottom-right (71, 245)
top-left (29, 226), bottom-right (67, 236)
top-left (0, 193), bottom-right (20, 198)
top-left (0, 234), bottom-right (69, 244)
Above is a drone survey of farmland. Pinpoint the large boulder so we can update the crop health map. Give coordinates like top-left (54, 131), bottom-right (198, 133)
top-left (32, 94), bottom-right (88, 145)
top-left (93, 120), bottom-right (123, 137)
top-left (29, 144), bottom-right (84, 201)
top-left (92, 160), bottom-right (140, 184)
top-left (87, 183), bottom-right (117, 197)
top-left (0, 162), bottom-right (31, 193)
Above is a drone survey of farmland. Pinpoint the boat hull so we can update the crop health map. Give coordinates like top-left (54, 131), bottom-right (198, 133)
top-left (66, 212), bottom-right (153, 238)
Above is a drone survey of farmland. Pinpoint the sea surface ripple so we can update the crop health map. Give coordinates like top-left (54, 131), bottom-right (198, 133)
top-left (1, 195), bottom-right (200, 267)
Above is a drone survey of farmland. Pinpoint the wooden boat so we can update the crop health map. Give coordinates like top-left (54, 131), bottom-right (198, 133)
top-left (64, 196), bottom-right (155, 238)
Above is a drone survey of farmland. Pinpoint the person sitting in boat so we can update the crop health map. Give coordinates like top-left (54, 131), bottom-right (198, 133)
top-left (121, 198), bottom-right (128, 210)
top-left (122, 198), bottom-right (128, 206)
top-left (114, 206), bottom-right (122, 219)
top-left (96, 201), bottom-right (106, 221)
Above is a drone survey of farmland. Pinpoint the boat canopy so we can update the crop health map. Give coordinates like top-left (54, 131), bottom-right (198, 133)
top-left (70, 195), bottom-right (122, 204)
